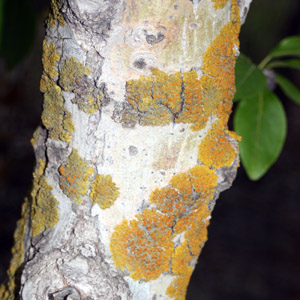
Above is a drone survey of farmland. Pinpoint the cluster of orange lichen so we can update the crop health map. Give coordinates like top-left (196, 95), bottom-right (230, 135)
top-left (111, 1), bottom-right (241, 299)
top-left (110, 164), bottom-right (217, 291)
top-left (58, 150), bottom-right (121, 208)
top-left (202, 0), bottom-right (240, 128)
top-left (90, 174), bottom-right (120, 209)
top-left (198, 126), bottom-right (237, 169)
top-left (211, 0), bottom-right (228, 9)
top-left (110, 209), bottom-right (174, 281)
top-left (59, 149), bottom-right (94, 204)
top-left (124, 69), bottom-right (182, 126)
top-left (123, 68), bottom-right (221, 130)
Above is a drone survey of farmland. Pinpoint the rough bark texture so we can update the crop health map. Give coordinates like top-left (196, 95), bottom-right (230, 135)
top-left (1, 0), bottom-right (251, 299)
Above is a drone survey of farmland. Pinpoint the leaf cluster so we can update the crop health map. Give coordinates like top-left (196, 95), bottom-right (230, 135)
top-left (234, 36), bottom-right (300, 180)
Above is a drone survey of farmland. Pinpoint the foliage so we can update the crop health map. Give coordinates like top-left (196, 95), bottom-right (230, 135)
top-left (234, 36), bottom-right (300, 180)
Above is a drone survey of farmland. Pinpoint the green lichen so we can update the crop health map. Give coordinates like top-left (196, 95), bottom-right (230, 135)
top-left (0, 198), bottom-right (30, 300)
top-left (59, 149), bottom-right (94, 204)
top-left (48, 0), bottom-right (65, 28)
top-left (90, 174), bottom-right (120, 209)
top-left (40, 41), bottom-right (74, 143)
top-left (41, 78), bottom-right (74, 143)
top-left (59, 57), bottom-right (91, 91)
top-left (30, 159), bottom-right (59, 237)
top-left (59, 57), bottom-right (103, 114)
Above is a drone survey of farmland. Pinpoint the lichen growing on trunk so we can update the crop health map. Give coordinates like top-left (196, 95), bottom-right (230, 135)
top-left (0, 0), bottom-right (252, 298)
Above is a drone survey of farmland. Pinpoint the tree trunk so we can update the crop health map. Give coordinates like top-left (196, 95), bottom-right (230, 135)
top-left (1, 0), bottom-right (251, 299)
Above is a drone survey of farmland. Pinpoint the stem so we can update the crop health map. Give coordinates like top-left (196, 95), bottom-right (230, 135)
top-left (258, 55), bottom-right (272, 70)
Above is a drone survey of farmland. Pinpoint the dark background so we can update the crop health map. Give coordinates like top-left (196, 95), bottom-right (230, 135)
top-left (0, 1), bottom-right (299, 299)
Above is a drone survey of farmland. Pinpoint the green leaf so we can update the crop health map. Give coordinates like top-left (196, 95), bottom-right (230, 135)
top-left (234, 89), bottom-right (287, 180)
top-left (234, 54), bottom-right (266, 101)
top-left (269, 36), bottom-right (300, 58)
top-left (265, 59), bottom-right (300, 70)
top-left (276, 74), bottom-right (300, 105)
top-left (1, 0), bottom-right (36, 69)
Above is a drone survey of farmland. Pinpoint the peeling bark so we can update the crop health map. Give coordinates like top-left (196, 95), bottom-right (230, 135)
top-left (0, 0), bottom-right (251, 299)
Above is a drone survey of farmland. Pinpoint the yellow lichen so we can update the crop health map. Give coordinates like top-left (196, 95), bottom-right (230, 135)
top-left (42, 40), bottom-right (60, 79)
top-left (59, 57), bottom-right (91, 91)
top-left (121, 69), bottom-right (182, 126)
top-left (41, 79), bottom-right (74, 143)
top-left (198, 127), bottom-right (237, 169)
top-left (0, 199), bottom-right (30, 300)
top-left (90, 174), bottom-right (120, 209)
top-left (166, 270), bottom-right (193, 300)
top-left (211, 0), bottom-right (228, 9)
top-left (59, 149), bottom-right (94, 204)
top-left (202, 0), bottom-right (240, 128)
top-left (48, 0), bottom-right (65, 28)
top-left (40, 42), bottom-right (74, 143)
top-left (30, 159), bottom-right (59, 237)
top-left (121, 65), bottom-right (226, 130)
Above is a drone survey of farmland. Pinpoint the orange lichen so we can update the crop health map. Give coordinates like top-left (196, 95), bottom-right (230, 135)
top-left (90, 174), bottom-right (120, 209)
top-left (166, 270), bottom-right (193, 300)
top-left (59, 149), bottom-right (94, 204)
top-left (166, 197), bottom-right (211, 300)
top-left (198, 127), bottom-right (237, 169)
top-left (176, 70), bottom-right (203, 129)
top-left (211, 0), bottom-right (228, 9)
top-left (110, 209), bottom-right (174, 281)
top-left (124, 69), bottom-right (182, 126)
top-left (202, 0), bottom-right (240, 128)
top-left (110, 163), bottom-right (217, 295)
top-left (150, 187), bottom-right (188, 217)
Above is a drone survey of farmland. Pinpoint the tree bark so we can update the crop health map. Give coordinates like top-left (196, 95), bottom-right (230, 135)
top-left (1, 0), bottom-right (251, 299)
